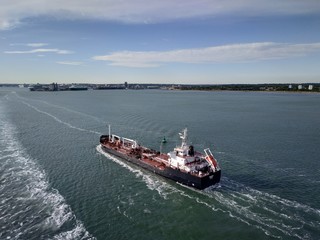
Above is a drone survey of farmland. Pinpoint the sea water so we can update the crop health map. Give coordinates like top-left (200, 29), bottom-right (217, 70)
top-left (0, 88), bottom-right (319, 239)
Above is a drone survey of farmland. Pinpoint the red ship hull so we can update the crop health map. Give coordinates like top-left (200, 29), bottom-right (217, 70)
top-left (100, 135), bottom-right (221, 189)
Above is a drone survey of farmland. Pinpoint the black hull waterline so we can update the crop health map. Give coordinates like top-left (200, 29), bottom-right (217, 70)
top-left (101, 145), bottom-right (221, 190)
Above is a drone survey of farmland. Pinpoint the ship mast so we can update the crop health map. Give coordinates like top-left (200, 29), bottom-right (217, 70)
top-left (108, 124), bottom-right (111, 141)
top-left (179, 128), bottom-right (188, 147)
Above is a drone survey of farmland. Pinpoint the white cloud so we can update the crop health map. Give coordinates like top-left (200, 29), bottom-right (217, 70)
top-left (10, 43), bottom-right (49, 47)
top-left (0, 18), bottom-right (20, 30)
top-left (1, 0), bottom-right (320, 30)
top-left (92, 42), bottom-right (320, 67)
top-left (56, 61), bottom-right (83, 66)
top-left (4, 48), bottom-right (73, 54)
top-left (27, 43), bottom-right (49, 47)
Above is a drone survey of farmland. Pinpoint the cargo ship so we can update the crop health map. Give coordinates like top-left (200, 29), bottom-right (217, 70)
top-left (99, 127), bottom-right (221, 189)
top-left (68, 85), bottom-right (88, 91)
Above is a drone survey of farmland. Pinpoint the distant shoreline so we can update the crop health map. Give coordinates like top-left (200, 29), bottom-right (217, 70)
top-left (179, 89), bottom-right (320, 94)
top-left (1, 83), bottom-right (319, 93)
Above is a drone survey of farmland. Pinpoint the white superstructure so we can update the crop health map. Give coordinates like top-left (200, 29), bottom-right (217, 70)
top-left (167, 128), bottom-right (219, 174)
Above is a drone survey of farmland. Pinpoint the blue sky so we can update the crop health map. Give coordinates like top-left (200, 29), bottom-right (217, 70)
top-left (1, 0), bottom-right (320, 84)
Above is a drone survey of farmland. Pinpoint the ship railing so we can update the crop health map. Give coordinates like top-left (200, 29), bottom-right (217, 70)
top-left (111, 134), bottom-right (121, 143)
top-left (122, 137), bottom-right (138, 149)
top-left (154, 156), bottom-right (169, 164)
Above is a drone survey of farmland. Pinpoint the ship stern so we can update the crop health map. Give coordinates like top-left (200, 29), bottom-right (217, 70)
top-left (200, 170), bottom-right (221, 189)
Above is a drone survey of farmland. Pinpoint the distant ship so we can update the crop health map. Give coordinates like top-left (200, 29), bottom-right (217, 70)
top-left (99, 127), bottom-right (221, 189)
top-left (93, 85), bottom-right (125, 90)
top-left (68, 85), bottom-right (88, 91)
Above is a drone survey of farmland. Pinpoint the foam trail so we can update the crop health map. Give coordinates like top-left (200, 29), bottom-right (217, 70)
top-left (11, 92), bottom-right (173, 141)
top-left (97, 142), bottom-right (320, 239)
top-left (202, 178), bottom-right (320, 239)
top-left (20, 100), bottom-right (102, 135)
top-left (0, 104), bottom-right (95, 239)
top-left (12, 92), bottom-right (104, 124)
top-left (96, 145), bottom-right (177, 199)
top-left (175, 179), bottom-right (319, 239)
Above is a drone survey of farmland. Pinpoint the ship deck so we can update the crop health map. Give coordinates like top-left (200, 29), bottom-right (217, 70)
top-left (101, 140), bottom-right (212, 177)
top-left (101, 140), bottom-right (168, 170)
top-left (99, 129), bottom-right (221, 189)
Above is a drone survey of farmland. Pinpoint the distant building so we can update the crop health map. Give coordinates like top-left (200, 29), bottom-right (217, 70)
top-left (308, 85), bottom-right (313, 91)
top-left (134, 84), bottom-right (142, 89)
top-left (288, 84), bottom-right (292, 89)
top-left (147, 85), bottom-right (160, 89)
top-left (298, 85), bottom-right (303, 90)
top-left (48, 82), bottom-right (59, 91)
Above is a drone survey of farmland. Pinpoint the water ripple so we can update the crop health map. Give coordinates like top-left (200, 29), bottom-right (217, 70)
top-left (0, 104), bottom-right (95, 240)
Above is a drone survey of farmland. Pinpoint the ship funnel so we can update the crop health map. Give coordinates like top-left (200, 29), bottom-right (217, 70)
top-left (188, 145), bottom-right (194, 156)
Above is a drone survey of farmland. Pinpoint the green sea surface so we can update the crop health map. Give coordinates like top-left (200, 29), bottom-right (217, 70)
top-left (0, 89), bottom-right (319, 240)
